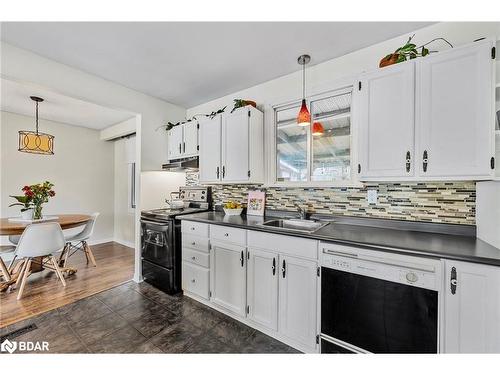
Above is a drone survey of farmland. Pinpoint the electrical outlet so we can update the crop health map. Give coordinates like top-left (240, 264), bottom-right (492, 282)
top-left (367, 189), bottom-right (378, 204)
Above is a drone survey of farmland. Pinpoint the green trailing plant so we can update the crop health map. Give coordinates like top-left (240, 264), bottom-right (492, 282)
top-left (380, 35), bottom-right (453, 67)
top-left (158, 106), bottom-right (227, 132)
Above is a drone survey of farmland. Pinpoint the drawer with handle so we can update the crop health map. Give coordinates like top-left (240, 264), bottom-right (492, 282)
top-left (182, 234), bottom-right (210, 253)
top-left (182, 262), bottom-right (210, 299)
top-left (182, 247), bottom-right (210, 268)
top-left (210, 224), bottom-right (247, 246)
top-left (181, 220), bottom-right (209, 237)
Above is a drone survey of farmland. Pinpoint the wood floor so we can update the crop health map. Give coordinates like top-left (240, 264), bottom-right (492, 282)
top-left (0, 242), bottom-right (134, 328)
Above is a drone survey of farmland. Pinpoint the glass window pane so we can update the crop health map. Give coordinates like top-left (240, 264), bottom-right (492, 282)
top-left (311, 92), bottom-right (352, 182)
top-left (276, 103), bottom-right (308, 182)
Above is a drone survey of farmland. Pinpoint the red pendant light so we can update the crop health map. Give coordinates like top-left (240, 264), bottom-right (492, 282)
top-left (297, 54), bottom-right (311, 126)
top-left (312, 122), bottom-right (324, 136)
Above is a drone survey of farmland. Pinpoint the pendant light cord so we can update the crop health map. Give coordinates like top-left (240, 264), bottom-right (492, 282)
top-left (302, 62), bottom-right (306, 100)
top-left (35, 101), bottom-right (39, 134)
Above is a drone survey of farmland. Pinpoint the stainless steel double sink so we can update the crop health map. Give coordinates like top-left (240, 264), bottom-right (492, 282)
top-left (258, 218), bottom-right (330, 234)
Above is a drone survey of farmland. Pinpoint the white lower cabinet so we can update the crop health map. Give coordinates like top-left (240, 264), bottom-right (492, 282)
top-left (443, 259), bottom-right (500, 353)
top-left (247, 248), bottom-right (279, 331)
top-left (278, 255), bottom-right (318, 350)
top-left (210, 241), bottom-right (247, 317)
top-left (182, 262), bottom-right (210, 300)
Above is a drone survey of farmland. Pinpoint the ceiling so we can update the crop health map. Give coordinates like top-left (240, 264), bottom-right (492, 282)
top-left (0, 22), bottom-right (433, 108)
top-left (1, 78), bottom-right (135, 129)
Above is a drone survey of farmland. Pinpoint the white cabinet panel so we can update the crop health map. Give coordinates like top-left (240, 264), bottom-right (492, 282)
top-left (222, 109), bottom-right (250, 182)
top-left (417, 40), bottom-right (495, 179)
top-left (247, 248), bottom-right (279, 331)
top-left (199, 115), bottom-right (222, 183)
top-left (210, 242), bottom-right (247, 317)
top-left (183, 121), bottom-right (198, 157)
top-left (182, 262), bottom-right (210, 300)
top-left (167, 125), bottom-right (183, 160)
top-left (358, 62), bottom-right (415, 179)
top-left (279, 255), bottom-right (318, 350)
top-left (443, 260), bottom-right (500, 353)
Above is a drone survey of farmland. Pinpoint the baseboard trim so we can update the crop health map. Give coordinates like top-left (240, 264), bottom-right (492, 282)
top-left (112, 238), bottom-right (135, 249)
top-left (88, 238), bottom-right (115, 246)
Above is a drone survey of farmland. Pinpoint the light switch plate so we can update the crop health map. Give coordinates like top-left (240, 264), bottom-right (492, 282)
top-left (367, 189), bottom-right (378, 204)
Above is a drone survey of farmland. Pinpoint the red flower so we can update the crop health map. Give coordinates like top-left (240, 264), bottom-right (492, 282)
top-left (48, 190), bottom-right (55, 197)
top-left (25, 190), bottom-right (34, 198)
top-left (22, 186), bottom-right (30, 191)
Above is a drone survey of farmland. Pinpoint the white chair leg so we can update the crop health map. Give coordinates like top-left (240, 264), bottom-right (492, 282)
top-left (50, 256), bottom-right (66, 287)
top-left (17, 259), bottom-right (31, 300)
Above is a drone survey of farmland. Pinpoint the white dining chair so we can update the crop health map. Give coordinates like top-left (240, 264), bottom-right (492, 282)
top-left (14, 222), bottom-right (66, 300)
top-left (8, 235), bottom-right (21, 245)
top-left (60, 212), bottom-right (99, 267)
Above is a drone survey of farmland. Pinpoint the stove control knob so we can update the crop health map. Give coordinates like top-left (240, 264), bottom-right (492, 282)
top-left (202, 190), bottom-right (206, 194)
top-left (406, 272), bottom-right (418, 283)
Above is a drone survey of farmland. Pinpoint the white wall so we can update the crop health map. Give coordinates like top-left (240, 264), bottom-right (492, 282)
top-left (113, 136), bottom-right (135, 247)
top-left (0, 111), bottom-right (114, 244)
top-left (141, 171), bottom-right (186, 210)
top-left (187, 22), bottom-right (500, 117)
top-left (477, 181), bottom-right (500, 249)
top-left (1, 41), bottom-right (186, 171)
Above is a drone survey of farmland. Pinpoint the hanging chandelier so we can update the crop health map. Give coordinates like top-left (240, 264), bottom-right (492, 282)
top-left (296, 54), bottom-right (311, 127)
top-left (18, 96), bottom-right (54, 155)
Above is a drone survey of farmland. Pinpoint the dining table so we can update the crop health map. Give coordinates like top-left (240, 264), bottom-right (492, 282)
top-left (0, 214), bottom-right (91, 292)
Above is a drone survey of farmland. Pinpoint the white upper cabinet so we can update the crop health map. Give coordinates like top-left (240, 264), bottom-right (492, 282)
top-left (199, 115), bottom-right (222, 183)
top-left (357, 39), bottom-right (496, 182)
top-left (183, 121), bottom-right (199, 157)
top-left (417, 40), bottom-right (495, 180)
top-left (223, 109), bottom-right (250, 182)
top-left (167, 121), bottom-right (199, 161)
top-left (443, 259), bottom-right (500, 353)
top-left (247, 248), bottom-right (279, 331)
top-left (167, 125), bottom-right (184, 160)
top-left (199, 106), bottom-right (264, 184)
top-left (358, 62), bottom-right (415, 179)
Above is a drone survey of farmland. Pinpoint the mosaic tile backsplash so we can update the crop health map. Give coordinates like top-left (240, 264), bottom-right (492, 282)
top-left (185, 171), bottom-right (476, 225)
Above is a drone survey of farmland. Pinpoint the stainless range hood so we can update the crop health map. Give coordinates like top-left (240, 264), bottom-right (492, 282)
top-left (162, 156), bottom-right (199, 171)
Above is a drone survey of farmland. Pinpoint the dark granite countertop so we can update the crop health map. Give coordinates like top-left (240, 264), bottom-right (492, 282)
top-left (179, 211), bottom-right (500, 267)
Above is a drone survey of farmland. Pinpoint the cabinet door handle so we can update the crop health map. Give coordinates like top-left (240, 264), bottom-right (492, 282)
top-left (272, 257), bottom-right (276, 276)
top-left (406, 151), bottom-right (411, 173)
top-left (282, 259), bottom-right (286, 278)
top-left (183, 142), bottom-right (186, 153)
top-left (191, 241), bottom-right (196, 245)
top-left (240, 251), bottom-right (244, 267)
top-left (222, 166), bottom-right (226, 179)
top-left (216, 167), bottom-right (220, 179)
top-left (450, 266), bottom-right (457, 295)
top-left (179, 143), bottom-right (182, 154)
top-left (423, 150), bottom-right (428, 172)
top-left (191, 256), bottom-right (196, 261)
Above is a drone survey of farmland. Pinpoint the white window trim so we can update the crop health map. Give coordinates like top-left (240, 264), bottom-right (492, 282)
top-left (264, 77), bottom-right (363, 188)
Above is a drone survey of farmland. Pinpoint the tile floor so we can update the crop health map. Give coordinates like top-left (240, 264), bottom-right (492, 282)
top-left (0, 281), bottom-right (299, 354)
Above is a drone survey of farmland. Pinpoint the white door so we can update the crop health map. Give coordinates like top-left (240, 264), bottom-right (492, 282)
top-left (278, 255), bottom-right (318, 350)
top-left (183, 121), bottom-right (198, 157)
top-left (247, 248), bottom-right (279, 331)
top-left (210, 242), bottom-right (247, 317)
top-left (417, 40), bottom-right (495, 179)
top-left (358, 62), bottom-right (415, 179)
top-left (167, 125), bottom-right (183, 160)
top-left (222, 109), bottom-right (249, 182)
top-left (199, 116), bottom-right (222, 183)
top-left (443, 260), bottom-right (500, 353)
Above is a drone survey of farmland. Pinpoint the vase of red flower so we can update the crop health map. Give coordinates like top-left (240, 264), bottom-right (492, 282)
top-left (10, 181), bottom-right (56, 220)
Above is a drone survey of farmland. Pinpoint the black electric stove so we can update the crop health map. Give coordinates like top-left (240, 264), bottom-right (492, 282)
top-left (140, 186), bottom-right (211, 294)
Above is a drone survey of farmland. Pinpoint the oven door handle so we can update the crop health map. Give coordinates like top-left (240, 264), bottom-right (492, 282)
top-left (140, 219), bottom-right (170, 227)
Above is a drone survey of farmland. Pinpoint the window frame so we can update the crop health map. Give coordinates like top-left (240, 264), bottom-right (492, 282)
top-left (265, 81), bottom-right (362, 188)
